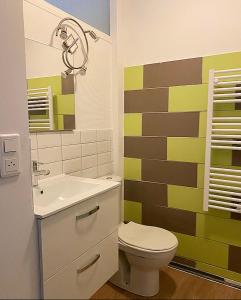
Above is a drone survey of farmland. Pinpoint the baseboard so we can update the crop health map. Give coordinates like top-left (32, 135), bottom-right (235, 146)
top-left (170, 262), bottom-right (241, 290)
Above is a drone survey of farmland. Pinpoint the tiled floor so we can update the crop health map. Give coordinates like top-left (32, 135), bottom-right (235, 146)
top-left (92, 267), bottom-right (241, 299)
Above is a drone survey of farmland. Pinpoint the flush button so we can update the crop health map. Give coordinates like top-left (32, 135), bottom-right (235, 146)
top-left (4, 138), bottom-right (17, 153)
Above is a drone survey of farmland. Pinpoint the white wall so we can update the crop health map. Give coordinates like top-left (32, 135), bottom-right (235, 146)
top-left (25, 39), bottom-right (68, 78)
top-left (0, 1), bottom-right (40, 298)
top-left (23, 0), bottom-right (122, 175)
top-left (119, 0), bottom-right (241, 66)
top-left (23, 0), bottom-right (113, 130)
top-left (110, 0), bottom-right (124, 176)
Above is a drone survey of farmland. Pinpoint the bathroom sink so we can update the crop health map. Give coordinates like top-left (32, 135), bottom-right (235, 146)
top-left (33, 174), bottom-right (120, 218)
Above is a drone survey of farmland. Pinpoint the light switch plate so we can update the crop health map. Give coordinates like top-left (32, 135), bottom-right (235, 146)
top-left (0, 134), bottom-right (20, 177)
top-left (4, 138), bottom-right (18, 153)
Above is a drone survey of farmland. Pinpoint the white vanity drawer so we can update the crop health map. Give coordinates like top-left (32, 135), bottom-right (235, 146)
top-left (44, 232), bottom-right (118, 299)
top-left (39, 188), bottom-right (120, 280)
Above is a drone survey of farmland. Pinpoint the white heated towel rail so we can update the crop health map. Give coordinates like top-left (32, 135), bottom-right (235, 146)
top-left (27, 86), bottom-right (54, 131)
top-left (204, 68), bottom-right (241, 213)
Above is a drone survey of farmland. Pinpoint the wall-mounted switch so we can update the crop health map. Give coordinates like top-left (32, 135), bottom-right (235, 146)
top-left (0, 134), bottom-right (20, 177)
top-left (4, 138), bottom-right (18, 153)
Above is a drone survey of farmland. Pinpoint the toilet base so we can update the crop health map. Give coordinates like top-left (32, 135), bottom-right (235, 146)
top-left (110, 252), bottom-right (160, 297)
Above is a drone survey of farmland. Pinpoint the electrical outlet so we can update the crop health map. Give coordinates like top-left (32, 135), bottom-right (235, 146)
top-left (0, 134), bottom-right (20, 177)
top-left (5, 158), bottom-right (18, 172)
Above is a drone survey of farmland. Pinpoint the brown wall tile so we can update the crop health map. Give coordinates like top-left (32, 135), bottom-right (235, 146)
top-left (124, 88), bottom-right (168, 113)
top-left (231, 212), bottom-right (241, 221)
top-left (143, 58), bottom-right (202, 88)
top-left (124, 180), bottom-right (167, 206)
top-left (173, 256), bottom-right (196, 268)
top-left (142, 112), bottom-right (199, 137)
top-left (232, 151), bottom-right (241, 166)
top-left (142, 159), bottom-right (197, 187)
top-left (228, 245), bottom-right (241, 274)
top-left (124, 136), bottom-right (167, 160)
top-left (62, 74), bottom-right (75, 94)
top-left (63, 115), bottom-right (75, 130)
top-left (143, 205), bottom-right (196, 236)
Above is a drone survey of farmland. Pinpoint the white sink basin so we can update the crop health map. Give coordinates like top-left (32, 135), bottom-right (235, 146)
top-left (33, 175), bottom-right (120, 218)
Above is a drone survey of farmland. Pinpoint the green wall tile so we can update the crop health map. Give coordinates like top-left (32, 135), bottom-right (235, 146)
top-left (54, 115), bottom-right (64, 130)
top-left (199, 112), bottom-right (207, 137)
top-left (168, 185), bottom-right (204, 213)
top-left (124, 200), bottom-right (142, 223)
top-left (123, 52), bottom-right (241, 281)
top-left (124, 157), bottom-right (141, 180)
top-left (196, 214), bottom-right (241, 247)
top-left (124, 66), bottom-right (143, 91)
top-left (168, 185), bottom-right (229, 218)
top-left (213, 103), bottom-right (235, 111)
top-left (196, 262), bottom-right (241, 283)
top-left (211, 149), bottom-right (232, 166)
top-left (27, 76), bottom-right (62, 95)
top-left (214, 110), bottom-right (241, 118)
top-left (174, 232), bottom-right (228, 268)
top-left (167, 138), bottom-right (205, 163)
top-left (202, 52), bottom-right (241, 83)
top-left (169, 84), bottom-right (208, 112)
top-left (207, 208), bottom-right (230, 219)
top-left (54, 94), bottom-right (75, 115)
top-left (29, 114), bottom-right (48, 119)
top-left (124, 113), bottom-right (142, 136)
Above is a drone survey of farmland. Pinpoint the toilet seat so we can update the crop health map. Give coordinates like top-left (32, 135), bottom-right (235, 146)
top-left (118, 222), bottom-right (178, 253)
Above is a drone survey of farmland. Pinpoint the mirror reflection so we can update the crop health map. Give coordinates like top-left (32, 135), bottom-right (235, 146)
top-left (25, 39), bottom-right (76, 132)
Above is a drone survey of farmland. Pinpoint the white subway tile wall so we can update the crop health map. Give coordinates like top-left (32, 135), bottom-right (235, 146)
top-left (97, 129), bottom-right (112, 141)
top-left (81, 143), bottom-right (97, 157)
top-left (81, 129), bottom-right (97, 143)
top-left (37, 132), bottom-right (61, 148)
top-left (61, 131), bottom-right (81, 146)
top-left (38, 147), bottom-right (62, 164)
top-left (82, 155), bottom-right (98, 170)
top-left (30, 129), bottom-right (113, 179)
top-left (62, 144), bottom-right (82, 160)
top-left (63, 158), bottom-right (82, 174)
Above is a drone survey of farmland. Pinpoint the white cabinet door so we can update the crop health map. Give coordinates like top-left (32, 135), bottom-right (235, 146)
top-left (44, 232), bottom-right (118, 299)
top-left (39, 188), bottom-right (120, 280)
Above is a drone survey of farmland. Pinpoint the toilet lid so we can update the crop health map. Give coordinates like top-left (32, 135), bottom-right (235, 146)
top-left (119, 222), bottom-right (178, 252)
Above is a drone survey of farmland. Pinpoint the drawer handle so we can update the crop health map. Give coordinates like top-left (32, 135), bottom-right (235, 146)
top-left (76, 205), bottom-right (100, 221)
top-left (77, 254), bottom-right (101, 274)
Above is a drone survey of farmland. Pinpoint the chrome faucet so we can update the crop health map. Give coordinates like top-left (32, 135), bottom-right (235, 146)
top-left (32, 160), bottom-right (50, 187)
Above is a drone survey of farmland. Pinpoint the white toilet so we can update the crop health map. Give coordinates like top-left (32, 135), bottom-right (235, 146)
top-left (111, 222), bottom-right (178, 297)
top-left (99, 175), bottom-right (178, 297)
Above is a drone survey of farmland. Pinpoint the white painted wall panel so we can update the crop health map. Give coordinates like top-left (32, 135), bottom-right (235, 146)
top-left (0, 1), bottom-right (40, 298)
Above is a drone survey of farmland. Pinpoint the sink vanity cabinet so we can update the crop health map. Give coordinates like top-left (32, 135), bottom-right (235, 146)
top-left (35, 175), bottom-right (121, 299)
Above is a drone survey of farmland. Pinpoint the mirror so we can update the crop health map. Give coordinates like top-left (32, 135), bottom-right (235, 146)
top-left (25, 39), bottom-right (76, 132)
